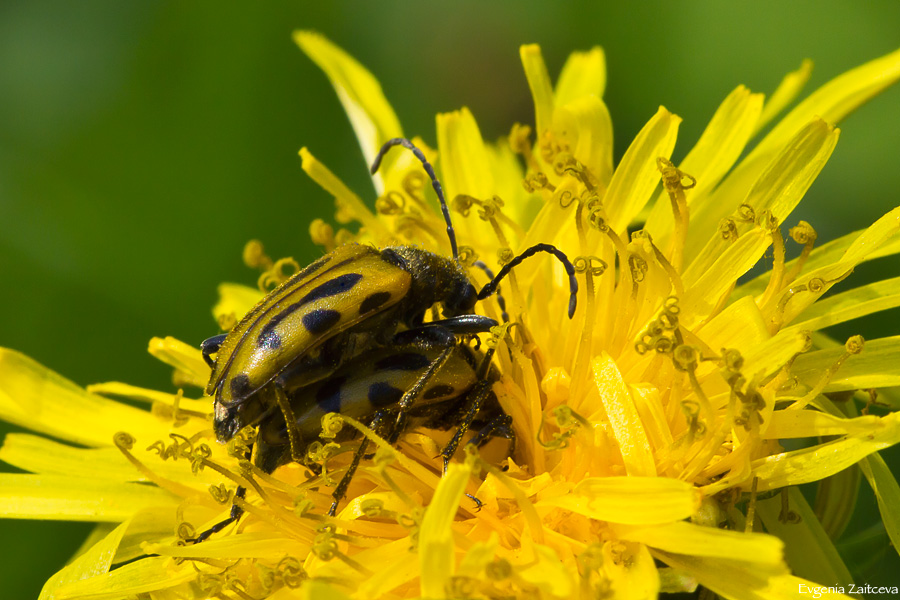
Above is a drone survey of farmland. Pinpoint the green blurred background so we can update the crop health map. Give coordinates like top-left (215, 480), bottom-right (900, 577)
top-left (1, 1), bottom-right (899, 597)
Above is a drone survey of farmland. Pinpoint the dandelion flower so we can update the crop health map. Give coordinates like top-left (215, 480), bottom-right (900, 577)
top-left (3, 32), bottom-right (900, 600)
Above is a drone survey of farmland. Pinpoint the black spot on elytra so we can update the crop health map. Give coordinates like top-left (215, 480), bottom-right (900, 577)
top-left (258, 274), bottom-right (361, 344)
top-left (316, 376), bottom-right (347, 413)
top-left (302, 309), bottom-right (342, 334)
top-left (373, 352), bottom-right (431, 372)
top-left (230, 373), bottom-right (252, 399)
top-left (423, 384), bottom-right (455, 400)
top-left (359, 291), bottom-right (392, 315)
top-left (258, 330), bottom-right (281, 350)
top-left (298, 273), bottom-right (363, 306)
top-left (368, 382), bottom-right (404, 408)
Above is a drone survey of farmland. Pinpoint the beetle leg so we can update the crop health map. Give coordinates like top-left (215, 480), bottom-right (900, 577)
top-left (200, 333), bottom-right (229, 369)
top-left (438, 380), bottom-right (494, 474)
top-left (272, 384), bottom-right (305, 464)
top-left (189, 486), bottom-right (247, 543)
top-left (386, 345), bottom-right (457, 444)
top-left (328, 410), bottom-right (391, 517)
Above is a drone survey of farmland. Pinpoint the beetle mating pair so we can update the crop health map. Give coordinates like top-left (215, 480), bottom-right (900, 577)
top-left (193, 138), bottom-right (577, 542)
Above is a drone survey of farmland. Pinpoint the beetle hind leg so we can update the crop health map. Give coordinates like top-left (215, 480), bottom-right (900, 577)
top-left (188, 486), bottom-right (247, 544)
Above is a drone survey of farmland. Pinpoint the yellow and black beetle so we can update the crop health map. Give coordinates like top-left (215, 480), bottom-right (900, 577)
top-left (202, 138), bottom-right (576, 472)
top-left (192, 332), bottom-right (511, 542)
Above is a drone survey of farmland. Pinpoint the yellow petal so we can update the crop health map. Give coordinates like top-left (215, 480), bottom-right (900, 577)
top-left (520, 44), bottom-right (554, 138)
top-left (299, 579), bottom-right (353, 600)
top-left (686, 119), bottom-right (838, 267)
top-left (681, 228), bottom-right (770, 326)
top-left (606, 106), bottom-right (680, 232)
top-left (516, 539), bottom-right (575, 598)
top-left (294, 31), bottom-right (403, 192)
top-left (538, 476), bottom-right (699, 524)
top-left (147, 336), bottom-right (209, 388)
top-left (646, 86), bottom-right (763, 243)
top-left (763, 410), bottom-right (882, 440)
top-left (605, 542), bottom-right (659, 600)
top-left (736, 205), bottom-right (900, 299)
top-left (53, 556), bottom-right (195, 600)
top-left (755, 487), bottom-right (853, 587)
top-left (298, 147), bottom-right (386, 237)
top-left (0, 433), bottom-right (224, 486)
top-left (554, 46), bottom-right (606, 105)
top-left (787, 276), bottom-right (900, 332)
top-left (552, 95), bottom-right (614, 186)
top-left (791, 335), bottom-right (900, 392)
top-left (755, 46), bottom-right (900, 163)
top-left (592, 353), bottom-right (656, 476)
top-left (0, 349), bottom-right (171, 447)
top-left (616, 521), bottom-right (784, 564)
top-left (435, 107), bottom-right (495, 200)
top-left (697, 295), bottom-right (770, 356)
top-left (752, 411), bottom-right (900, 490)
top-left (39, 518), bottom-right (130, 600)
top-left (859, 453), bottom-right (900, 560)
top-left (0, 474), bottom-right (177, 521)
top-left (213, 282), bottom-right (263, 324)
top-left (754, 59), bottom-right (814, 135)
top-left (419, 463), bottom-right (468, 598)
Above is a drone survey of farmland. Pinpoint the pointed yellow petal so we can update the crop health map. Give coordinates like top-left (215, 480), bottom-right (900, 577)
top-left (0, 349), bottom-right (170, 447)
top-left (859, 453), bottom-right (900, 560)
top-left (755, 487), bottom-right (854, 587)
top-left (697, 296), bottom-right (770, 356)
top-left (753, 411), bottom-right (900, 490)
top-left (552, 95), bottom-right (614, 186)
top-left (520, 44), bottom-right (554, 137)
top-left (0, 474), bottom-right (177, 521)
top-left (538, 476), bottom-right (699, 524)
top-left (419, 463), bottom-right (469, 598)
top-left (435, 107), bottom-right (495, 200)
top-left (299, 147), bottom-right (386, 237)
top-left (788, 276), bottom-right (900, 332)
top-left (53, 556), bottom-right (195, 600)
top-left (592, 353), bottom-right (656, 476)
top-left (790, 335), bottom-right (900, 392)
top-left (686, 119), bottom-right (838, 266)
top-left (754, 59), bottom-right (814, 135)
top-left (39, 518), bottom-right (130, 600)
top-left (214, 282), bottom-right (263, 324)
top-left (555, 46), bottom-right (606, 106)
top-left (757, 46), bottom-right (900, 162)
top-left (646, 86), bottom-right (763, 243)
top-left (606, 106), bottom-right (680, 232)
top-left (295, 31), bottom-right (403, 192)
top-left (147, 336), bottom-right (208, 388)
top-left (616, 521), bottom-right (784, 564)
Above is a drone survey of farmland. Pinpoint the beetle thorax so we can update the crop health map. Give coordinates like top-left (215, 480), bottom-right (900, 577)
top-left (384, 246), bottom-right (475, 322)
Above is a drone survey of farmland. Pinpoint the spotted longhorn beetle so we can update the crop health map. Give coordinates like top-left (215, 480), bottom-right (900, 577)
top-left (192, 331), bottom-right (511, 542)
top-left (202, 138), bottom-right (576, 456)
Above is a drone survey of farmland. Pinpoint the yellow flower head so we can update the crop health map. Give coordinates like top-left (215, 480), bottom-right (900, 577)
top-left (3, 32), bottom-right (900, 600)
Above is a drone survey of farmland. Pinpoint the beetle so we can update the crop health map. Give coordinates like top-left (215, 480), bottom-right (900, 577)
top-left (202, 138), bottom-right (576, 467)
top-left (191, 332), bottom-right (511, 542)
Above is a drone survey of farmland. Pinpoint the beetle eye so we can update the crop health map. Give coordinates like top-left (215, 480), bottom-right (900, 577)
top-left (444, 282), bottom-right (477, 317)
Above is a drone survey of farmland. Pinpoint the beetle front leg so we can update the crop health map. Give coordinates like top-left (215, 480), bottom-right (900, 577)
top-left (200, 334), bottom-right (229, 369)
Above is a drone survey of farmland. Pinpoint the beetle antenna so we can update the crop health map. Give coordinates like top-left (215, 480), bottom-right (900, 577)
top-left (477, 244), bottom-right (578, 319)
top-left (371, 138), bottom-right (459, 261)
top-left (473, 260), bottom-right (509, 323)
